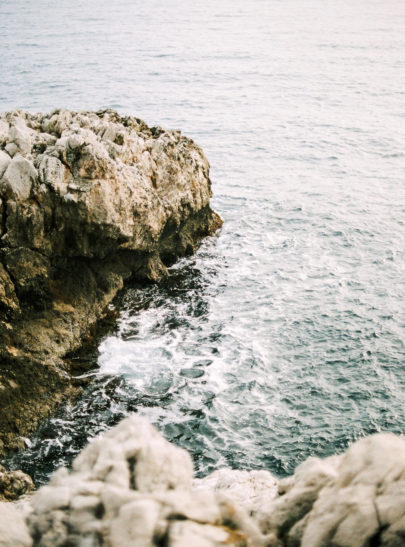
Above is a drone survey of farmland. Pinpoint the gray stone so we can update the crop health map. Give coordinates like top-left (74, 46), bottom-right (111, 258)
top-left (5, 142), bottom-right (18, 157)
top-left (166, 521), bottom-right (235, 547)
top-left (9, 120), bottom-right (32, 156)
top-left (0, 502), bottom-right (31, 546)
top-left (38, 154), bottom-right (67, 194)
top-left (27, 416), bottom-right (253, 546)
top-left (0, 120), bottom-right (9, 146)
top-left (0, 150), bottom-right (11, 178)
top-left (1, 155), bottom-right (37, 200)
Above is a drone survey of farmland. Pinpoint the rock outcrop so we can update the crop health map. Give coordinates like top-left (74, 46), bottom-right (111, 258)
top-left (9, 417), bottom-right (405, 546)
top-left (27, 416), bottom-right (264, 547)
top-left (259, 433), bottom-right (405, 546)
top-left (0, 109), bottom-right (222, 454)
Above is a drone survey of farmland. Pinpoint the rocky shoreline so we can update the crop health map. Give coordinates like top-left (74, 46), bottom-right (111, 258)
top-left (2, 110), bottom-right (404, 546)
top-left (0, 109), bottom-right (222, 454)
top-left (3, 416), bottom-right (405, 546)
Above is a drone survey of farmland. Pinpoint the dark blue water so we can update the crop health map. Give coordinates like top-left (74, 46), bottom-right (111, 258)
top-left (2, 0), bottom-right (405, 484)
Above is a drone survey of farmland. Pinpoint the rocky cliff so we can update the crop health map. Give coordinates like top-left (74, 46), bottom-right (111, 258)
top-left (0, 109), bottom-right (222, 454)
top-left (4, 416), bottom-right (405, 546)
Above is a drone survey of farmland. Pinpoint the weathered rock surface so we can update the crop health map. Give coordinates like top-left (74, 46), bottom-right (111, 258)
top-left (0, 109), bottom-right (222, 453)
top-left (27, 416), bottom-right (264, 547)
top-left (3, 418), bottom-right (405, 545)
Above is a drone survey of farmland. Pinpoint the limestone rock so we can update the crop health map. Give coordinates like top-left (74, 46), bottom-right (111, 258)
top-left (0, 501), bottom-right (31, 546)
top-left (166, 521), bottom-right (245, 547)
top-left (8, 119), bottom-right (32, 156)
top-left (0, 262), bottom-right (20, 317)
top-left (255, 433), bottom-right (405, 546)
top-left (0, 109), bottom-right (222, 453)
top-left (0, 121), bottom-right (9, 146)
top-left (28, 416), bottom-right (254, 547)
top-left (1, 155), bottom-right (37, 200)
top-left (194, 468), bottom-right (278, 522)
top-left (0, 150), bottom-right (11, 178)
top-left (6, 419), bottom-right (405, 546)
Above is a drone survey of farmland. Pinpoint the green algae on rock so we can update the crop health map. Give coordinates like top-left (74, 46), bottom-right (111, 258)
top-left (0, 109), bottom-right (222, 454)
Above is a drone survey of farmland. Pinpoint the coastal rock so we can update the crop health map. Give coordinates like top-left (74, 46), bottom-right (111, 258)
top-left (0, 501), bottom-right (31, 546)
top-left (1, 155), bottom-right (37, 201)
top-left (255, 433), bottom-right (405, 546)
top-left (6, 417), bottom-right (405, 546)
top-left (0, 464), bottom-right (34, 501)
top-left (27, 416), bottom-right (259, 546)
top-left (0, 150), bottom-right (11, 178)
top-left (0, 109), bottom-right (222, 453)
top-left (194, 468), bottom-right (278, 523)
top-left (8, 119), bottom-right (32, 156)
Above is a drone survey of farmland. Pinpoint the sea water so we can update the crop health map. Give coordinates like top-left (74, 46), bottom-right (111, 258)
top-left (1, 0), bottom-right (405, 484)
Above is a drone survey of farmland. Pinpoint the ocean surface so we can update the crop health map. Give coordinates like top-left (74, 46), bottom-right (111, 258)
top-left (1, 0), bottom-right (405, 485)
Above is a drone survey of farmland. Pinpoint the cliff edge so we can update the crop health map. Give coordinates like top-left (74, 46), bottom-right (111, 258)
top-left (0, 109), bottom-right (222, 454)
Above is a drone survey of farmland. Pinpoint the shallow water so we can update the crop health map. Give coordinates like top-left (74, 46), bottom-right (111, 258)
top-left (1, 0), bottom-right (405, 484)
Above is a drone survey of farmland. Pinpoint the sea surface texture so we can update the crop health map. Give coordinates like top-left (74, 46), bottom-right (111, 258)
top-left (1, 0), bottom-right (405, 484)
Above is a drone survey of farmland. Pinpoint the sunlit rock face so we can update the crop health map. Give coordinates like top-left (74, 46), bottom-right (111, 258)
top-left (0, 109), bottom-right (222, 454)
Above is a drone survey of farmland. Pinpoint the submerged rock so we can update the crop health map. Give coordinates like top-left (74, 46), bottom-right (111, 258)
top-left (0, 109), bottom-right (222, 454)
top-left (12, 418), bottom-right (405, 546)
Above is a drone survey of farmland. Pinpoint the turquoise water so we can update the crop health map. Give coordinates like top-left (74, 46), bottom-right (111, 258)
top-left (2, 0), bottom-right (405, 484)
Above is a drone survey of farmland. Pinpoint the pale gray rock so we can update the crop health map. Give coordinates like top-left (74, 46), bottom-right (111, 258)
top-left (38, 155), bottom-right (68, 194)
top-left (1, 155), bottom-right (37, 200)
top-left (5, 141), bottom-right (18, 157)
top-left (0, 121), bottom-right (9, 146)
top-left (8, 119), bottom-right (32, 156)
top-left (194, 468), bottom-right (278, 523)
top-left (27, 416), bottom-right (253, 546)
top-left (256, 434), bottom-right (405, 546)
top-left (0, 109), bottom-right (222, 455)
top-left (0, 150), bottom-right (10, 178)
top-left (10, 420), bottom-right (405, 546)
top-left (0, 502), bottom-right (31, 546)
top-left (166, 521), bottom-right (237, 547)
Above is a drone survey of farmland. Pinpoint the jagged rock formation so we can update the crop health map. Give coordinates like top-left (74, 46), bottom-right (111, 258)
top-left (260, 433), bottom-right (405, 546)
top-left (7, 417), bottom-right (405, 546)
top-left (0, 109), bottom-right (222, 454)
top-left (27, 416), bottom-right (265, 547)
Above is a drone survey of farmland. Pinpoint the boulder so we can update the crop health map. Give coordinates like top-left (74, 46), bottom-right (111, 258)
top-left (0, 150), bottom-right (11, 178)
top-left (1, 155), bottom-right (37, 201)
top-left (8, 119), bottom-right (32, 156)
top-left (256, 433), bottom-right (405, 546)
